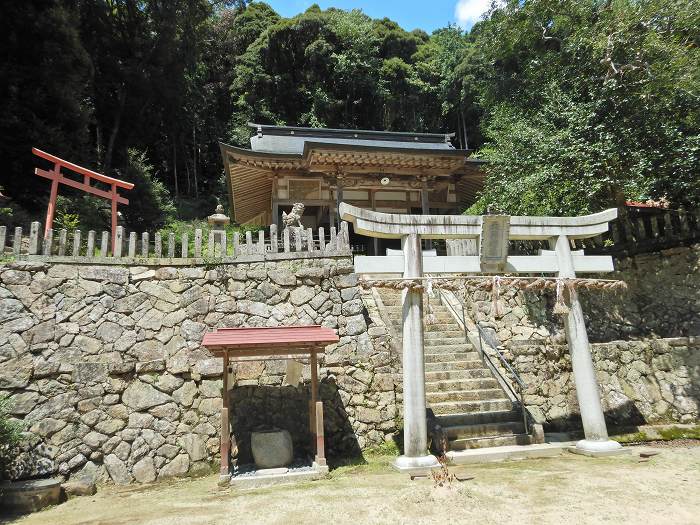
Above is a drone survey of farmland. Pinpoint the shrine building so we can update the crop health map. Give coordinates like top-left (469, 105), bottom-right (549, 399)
top-left (219, 123), bottom-right (486, 254)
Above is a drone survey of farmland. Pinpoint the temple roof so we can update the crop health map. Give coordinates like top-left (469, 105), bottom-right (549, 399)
top-left (249, 123), bottom-right (457, 154)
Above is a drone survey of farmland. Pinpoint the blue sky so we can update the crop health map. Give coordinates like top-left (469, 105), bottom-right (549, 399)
top-left (258, 0), bottom-right (491, 32)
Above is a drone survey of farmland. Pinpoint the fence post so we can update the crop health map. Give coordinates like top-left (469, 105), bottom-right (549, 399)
top-left (13, 227), bottom-right (22, 255)
top-left (72, 230), bottom-right (81, 257)
top-left (114, 226), bottom-right (123, 257)
top-left (58, 229), bottom-right (67, 256)
top-left (29, 222), bottom-right (40, 254)
top-left (269, 224), bottom-right (278, 253)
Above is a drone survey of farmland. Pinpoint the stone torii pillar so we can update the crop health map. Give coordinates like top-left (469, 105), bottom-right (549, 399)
top-left (395, 233), bottom-right (440, 471)
top-left (552, 235), bottom-right (622, 456)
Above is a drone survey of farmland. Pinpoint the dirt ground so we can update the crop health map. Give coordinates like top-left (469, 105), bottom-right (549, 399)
top-left (4, 444), bottom-right (700, 525)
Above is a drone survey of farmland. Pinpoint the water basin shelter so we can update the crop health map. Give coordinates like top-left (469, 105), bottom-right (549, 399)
top-left (219, 124), bottom-right (485, 254)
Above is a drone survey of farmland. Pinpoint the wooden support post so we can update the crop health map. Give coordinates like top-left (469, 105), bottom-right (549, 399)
top-left (315, 401), bottom-right (326, 466)
top-left (111, 184), bottom-right (118, 252)
top-left (310, 350), bottom-right (319, 457)
top-left (44, 165), bottom-right (60, 237)
top-left (220, 351), bottom-right (230, 478)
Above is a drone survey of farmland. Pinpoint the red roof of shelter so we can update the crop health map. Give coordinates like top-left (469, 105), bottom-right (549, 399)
top-left (202, 325), bottom-right (339, 357)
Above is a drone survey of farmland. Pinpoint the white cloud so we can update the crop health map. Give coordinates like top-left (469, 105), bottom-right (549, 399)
top-left (454, 0), bottom-right (491, 29)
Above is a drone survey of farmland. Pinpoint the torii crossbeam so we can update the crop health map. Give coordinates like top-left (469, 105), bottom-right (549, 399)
top-left (33, 148), bottom-right (134, 252)
top-left (340, 202), bottom-right (623, 472)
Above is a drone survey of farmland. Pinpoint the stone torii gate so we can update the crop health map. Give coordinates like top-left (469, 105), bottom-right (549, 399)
top-left (340, 202), bottom-right (623, 472)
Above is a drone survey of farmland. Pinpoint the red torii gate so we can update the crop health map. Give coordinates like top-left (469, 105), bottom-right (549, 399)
top-left (32, 148), bottom-right (134, 251)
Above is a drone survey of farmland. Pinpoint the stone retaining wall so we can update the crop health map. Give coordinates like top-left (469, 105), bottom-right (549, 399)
top-left (0, 257), bottom-right (400, 485)
top-left (505, 337), bottom-right (699, 430)
top-left (464, 243), bottom-right (699, 345)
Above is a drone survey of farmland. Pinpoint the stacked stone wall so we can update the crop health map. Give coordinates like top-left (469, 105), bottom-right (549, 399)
top-left (0, 257), bottom-right (400, 485)
top-left (505, 337), bottom-right (699, 430)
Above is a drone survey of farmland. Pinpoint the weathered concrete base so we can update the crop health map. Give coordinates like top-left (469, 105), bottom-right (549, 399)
top-left (0, 478), bottom-right (61, 514)
top-left (569, 439), bottom-right (628, 457)
top-left (229, 464), bottom-right (328, 489)
top-left (392, 454), bottom-right (440, 475)
top-left (447, 443), bottom-right (567, 465)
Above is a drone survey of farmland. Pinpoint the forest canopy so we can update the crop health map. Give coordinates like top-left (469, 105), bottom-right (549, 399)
top-left (0, 0), bottom-right (697, 231)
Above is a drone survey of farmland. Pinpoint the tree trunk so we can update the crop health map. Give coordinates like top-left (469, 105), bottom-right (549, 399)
top-left (173, 141), bottom-right (179, 197)
top-left (104, 90), bottom-right (127, 176)
top-left (192, 124), bottom-right (198, 199)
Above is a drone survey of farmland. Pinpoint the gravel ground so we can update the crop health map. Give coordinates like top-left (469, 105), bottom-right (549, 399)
top-left (3, 443), bottom-right (699, 525)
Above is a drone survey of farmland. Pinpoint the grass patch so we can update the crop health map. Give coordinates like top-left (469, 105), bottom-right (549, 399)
top-left (611, 424), bottom-right (700, 444)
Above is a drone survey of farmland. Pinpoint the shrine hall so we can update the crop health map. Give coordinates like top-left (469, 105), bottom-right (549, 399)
top-left (219, 123), bottom-right (486, 255)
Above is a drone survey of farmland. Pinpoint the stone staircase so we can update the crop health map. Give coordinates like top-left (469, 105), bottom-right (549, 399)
top-left (377, 288), bottom-right (532, 452)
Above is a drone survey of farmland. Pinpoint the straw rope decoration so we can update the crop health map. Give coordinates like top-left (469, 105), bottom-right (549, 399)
top-left (359, 276), bottom-right (627, 317)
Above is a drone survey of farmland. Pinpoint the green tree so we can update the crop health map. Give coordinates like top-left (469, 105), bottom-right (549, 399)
top-left (467, 0), bottom-right (700, 214)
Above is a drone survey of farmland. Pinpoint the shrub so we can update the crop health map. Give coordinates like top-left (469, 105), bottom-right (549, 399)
top-left (0, 395), bottom-right (23, 480)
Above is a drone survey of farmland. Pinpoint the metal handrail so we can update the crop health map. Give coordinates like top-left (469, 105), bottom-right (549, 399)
top-left (474, 322), bottom-right (529, 434)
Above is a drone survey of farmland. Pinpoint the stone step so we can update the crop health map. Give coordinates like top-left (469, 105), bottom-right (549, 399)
top-left (424, 352), bottom-right (481, 363)
top-left (388, 322), bottom-right (462, 333)
top-left (426, 388), bottom-right (507, 404)
top-left (430, 399), bottom-right (514, 415)
top-left (424, 331), bottom-right (465, 340)
top-left (424, 360), bottom-right (486, 372)
top-left (443, 420), bottom-right (526, 439)
top-left (435, 409), bottom-right (522, 427)
top-left (425, 369), bottom-right (493, 381)
top-left (449, 433), bottom-right (533, 451)
top-left (423, 341), bottom-right (473, 350)
top-left (425, 377), bottom-right (499, 392)
top-left (446, 443), bottom-right (566, 465)
top-left (386, 312), bottom-right (455, 321)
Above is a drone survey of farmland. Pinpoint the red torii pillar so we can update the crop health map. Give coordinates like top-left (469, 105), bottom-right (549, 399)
top-left (32, 148), bottom-right (134, 252)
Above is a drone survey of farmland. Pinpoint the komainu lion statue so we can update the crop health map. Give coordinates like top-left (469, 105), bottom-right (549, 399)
top-left (282, 203), bottom-right (305, 228)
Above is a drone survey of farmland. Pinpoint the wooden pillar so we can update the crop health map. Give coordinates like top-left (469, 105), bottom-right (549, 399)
top-left (310, 350), bottom-right (319, 456)
top-left (44, 164), bottom-right (60, 237)
top-left (335, 176), bottom-right (344, 230)
top-left (110, 184), bottom-right (118, 253)
top-left (220, 352), bottom-right (231, 478)
top-left (314, 401), bottom-right (325, 466)
top-left (420, 177), bottom-right (432, 250)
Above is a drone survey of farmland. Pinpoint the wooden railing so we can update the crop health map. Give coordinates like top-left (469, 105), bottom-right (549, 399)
top-left (572, 209), bottom-right (699, 256)
top-left (0, 221), bottom-right (351, 264)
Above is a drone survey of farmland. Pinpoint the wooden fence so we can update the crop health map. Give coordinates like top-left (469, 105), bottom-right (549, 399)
top-left (0, 221), bottom-right (351, 264)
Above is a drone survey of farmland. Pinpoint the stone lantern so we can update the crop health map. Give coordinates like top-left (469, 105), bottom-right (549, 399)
top-left (208, 204), bottom-right (230, 230)
top-left (207, 204), bottom-right (230, 257)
